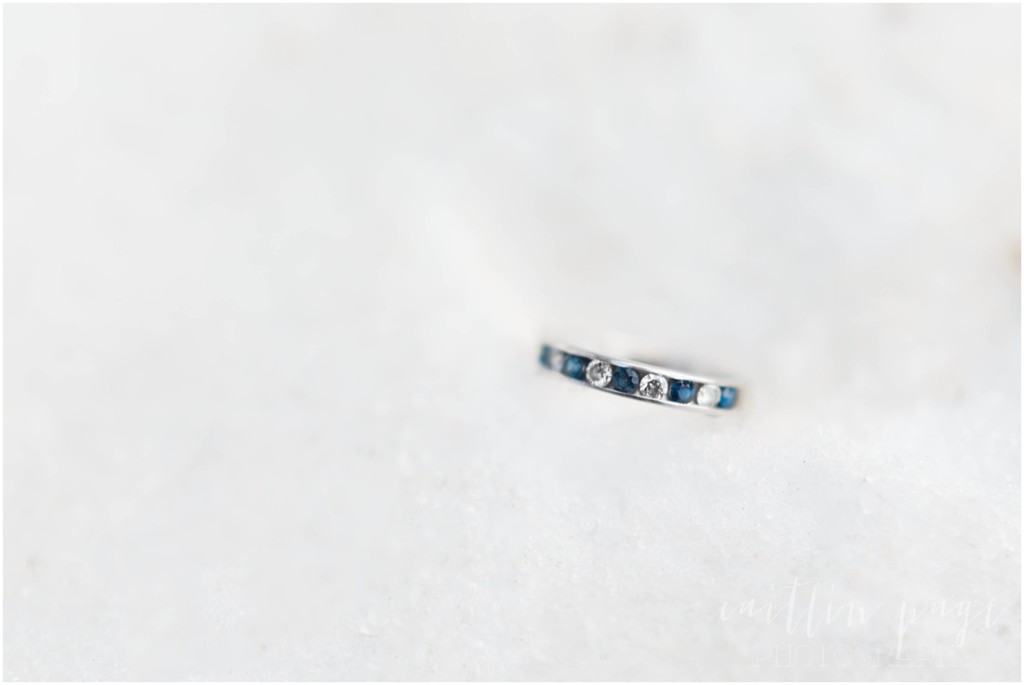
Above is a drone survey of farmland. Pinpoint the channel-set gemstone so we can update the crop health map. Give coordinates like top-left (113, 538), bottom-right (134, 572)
top-left (611, 366), bottom-right (639, 393)
top-left (585, 360), bottom-right (613, 387)
top-left (696, 383), bottom-right (722, 407)
top-left (668, 379), bottom-right (695, 403)
top-left (539, 344), bottom-right (554, 369)
top-left (561, 354), bottom-right (590, 380)
top-left (638, 374), bottom-right (668, 400)
top-left (718, 386), bottom-right (738, 409)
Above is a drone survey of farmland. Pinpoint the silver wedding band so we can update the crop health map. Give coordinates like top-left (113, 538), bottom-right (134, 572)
top-left (539, 342), bottom-right (740, 412)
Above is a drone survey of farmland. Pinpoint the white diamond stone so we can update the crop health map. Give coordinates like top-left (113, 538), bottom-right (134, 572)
top-left (638, 373), bottom-right (668, 400)
top-left (585, 359), bottom-right (612, 387)
top-left (696, 383), bottom-right (721, 407)
top-left (549, 349), bottom-right (565, 372)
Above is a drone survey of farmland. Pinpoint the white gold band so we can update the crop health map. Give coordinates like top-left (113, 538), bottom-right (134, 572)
top-left (539, 342), bottom-right (739, 412)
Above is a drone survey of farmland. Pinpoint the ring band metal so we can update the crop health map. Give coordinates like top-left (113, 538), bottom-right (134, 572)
top-left (539, 342), bottom-right (740, 412)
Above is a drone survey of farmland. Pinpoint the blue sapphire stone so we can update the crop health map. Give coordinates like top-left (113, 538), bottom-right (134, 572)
top-left (611, 366), bottom-right (639, 393)
top-left (718, 386), bottom-right (738, 409)
top-left (539, 344), bottom-right (554, 369)
top-left (561, 354), bottom-right (589, 380)
top-left (669, 379), bottom-right (695, 403)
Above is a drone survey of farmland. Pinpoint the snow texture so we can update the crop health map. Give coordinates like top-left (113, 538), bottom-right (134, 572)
top-left (5, 4), bottom-right (1020, 680)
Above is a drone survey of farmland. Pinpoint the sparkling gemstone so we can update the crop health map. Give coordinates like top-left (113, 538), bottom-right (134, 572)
top-left (638, 373), bottom-right (668, 400)
top-left (611, 366), bottom-right (639, 393)
top-left (718, 386), bottom-right (738, 409)
top-left (586, 360), bottom-right (612, 387)
top-left (696, 383), bottom-right (722, 407)
top-left (548, 349), bottom-right (565, 373)
top-left (561, 354), bottom-right (589, 380)
top-left (669, 379), bottom-right (695, 403)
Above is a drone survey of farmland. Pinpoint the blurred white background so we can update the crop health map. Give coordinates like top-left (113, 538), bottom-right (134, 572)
top-left (4, 4), bottom-right (1020, 680)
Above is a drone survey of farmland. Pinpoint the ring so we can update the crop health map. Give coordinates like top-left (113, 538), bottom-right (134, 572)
top-left (539, 342), bottom-right (740, 412)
